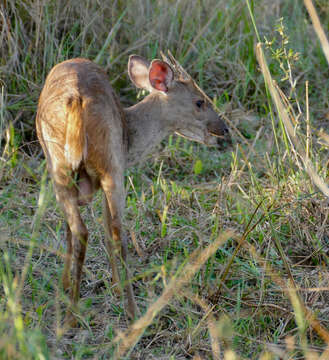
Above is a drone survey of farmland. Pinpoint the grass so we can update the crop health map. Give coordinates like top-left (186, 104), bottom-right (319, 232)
top-left (1, 0), bottom-right (329, 358)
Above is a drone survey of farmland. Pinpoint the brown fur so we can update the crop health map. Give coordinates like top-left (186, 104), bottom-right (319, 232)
top-left (36, 55), bottom-right (230, 325)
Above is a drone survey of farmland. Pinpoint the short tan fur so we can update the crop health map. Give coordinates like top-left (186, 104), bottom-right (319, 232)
top-left (36, 54), bottom-right (231, 324)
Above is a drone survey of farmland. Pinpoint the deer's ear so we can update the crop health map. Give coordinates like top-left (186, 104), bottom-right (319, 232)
top-left (149, 60), bottom-right (174, 93)
top-left (128, 55), bottom-right (153, 91)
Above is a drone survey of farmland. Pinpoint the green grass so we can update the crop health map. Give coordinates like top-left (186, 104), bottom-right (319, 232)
top-left (1, 0), bottom-right (329, 358)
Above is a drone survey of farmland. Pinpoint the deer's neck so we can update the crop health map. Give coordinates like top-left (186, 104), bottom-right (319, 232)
top-left (124, 93), bottom-right (172, 168)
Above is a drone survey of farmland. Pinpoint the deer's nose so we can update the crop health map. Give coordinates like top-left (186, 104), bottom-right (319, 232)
top-left (216, 121), bottom-right (232, 150)
top-left (223, 125), bottom-right (229, 135)
top-left (217, 116), bottom-right (230, 135)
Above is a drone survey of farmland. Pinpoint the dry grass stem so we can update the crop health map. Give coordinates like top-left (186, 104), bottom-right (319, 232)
top-left (256, 42), bottom-right (329, 198)
top-left (245, 242), bottom-right (329, 344)
top-left (304, 0), bottom-right (329, 66)
top-left (187, 292), bottom-right (221, 360)
top-left (113, 231), bottom-right (233, 359)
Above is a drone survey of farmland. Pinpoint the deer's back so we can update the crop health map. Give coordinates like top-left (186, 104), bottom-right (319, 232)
top-left (36, 58), bottom-right (127, 181)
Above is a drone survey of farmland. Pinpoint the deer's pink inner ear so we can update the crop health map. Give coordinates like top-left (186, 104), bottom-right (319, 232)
top-left (149, 61), bottom-right (172, 92)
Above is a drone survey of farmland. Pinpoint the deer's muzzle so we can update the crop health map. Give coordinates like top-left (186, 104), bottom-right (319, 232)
top-left (207, 118), bottom-right (232, 150)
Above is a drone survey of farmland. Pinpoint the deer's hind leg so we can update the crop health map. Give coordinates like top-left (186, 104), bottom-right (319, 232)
top-left (62, 223), bottom-right (73, 292)
top-left (53, 179), bottom-right (88, 324)
top-left (101, 173), bottom-right (138, 320)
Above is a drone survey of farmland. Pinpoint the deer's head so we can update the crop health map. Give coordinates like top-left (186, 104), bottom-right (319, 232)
top-left (128, 54), bottom-right (231, 149)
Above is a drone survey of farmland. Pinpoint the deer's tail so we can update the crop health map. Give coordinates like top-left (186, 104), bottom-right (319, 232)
top-left (64, 96), bottom-right (86, 171)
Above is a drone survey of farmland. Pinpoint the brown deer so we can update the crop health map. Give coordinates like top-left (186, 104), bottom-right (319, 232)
top-left (36, 53), bottom-right (231, 325)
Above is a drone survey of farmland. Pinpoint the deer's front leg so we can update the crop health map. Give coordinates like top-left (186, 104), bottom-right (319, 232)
top-left (101, 176), bottom-right (138, 320)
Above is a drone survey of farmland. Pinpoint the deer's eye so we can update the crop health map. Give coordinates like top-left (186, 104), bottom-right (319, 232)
top-left (195, 99), bottom-right (205, 109)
